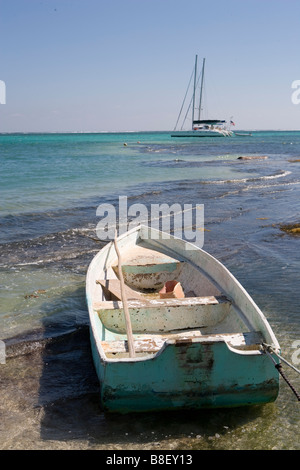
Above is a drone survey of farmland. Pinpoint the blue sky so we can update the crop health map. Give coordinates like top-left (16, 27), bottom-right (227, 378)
top-left (1, 0), bottom-right (300, 132)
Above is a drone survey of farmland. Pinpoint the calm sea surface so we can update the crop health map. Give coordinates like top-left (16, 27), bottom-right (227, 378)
top-left (0, 131), bottom-right (299, 450)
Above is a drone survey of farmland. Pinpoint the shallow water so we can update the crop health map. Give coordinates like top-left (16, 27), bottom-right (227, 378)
top-left (0, 131), bottom-right (299, 450)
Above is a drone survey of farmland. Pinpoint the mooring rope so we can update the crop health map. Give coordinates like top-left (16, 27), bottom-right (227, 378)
top-left (262, 343), bottom-right (300, 374)
top-left (262, 343), bottom-right (300, 402)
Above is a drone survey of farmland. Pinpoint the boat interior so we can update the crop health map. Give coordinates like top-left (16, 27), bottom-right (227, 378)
top-left (92, 243), bottom-right (263, 359)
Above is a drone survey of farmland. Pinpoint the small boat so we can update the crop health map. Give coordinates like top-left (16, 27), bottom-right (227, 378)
top-left (86, 225), bottom-right (280, 413)
top-left (171, 56), bottom-right (233, 138)
top-left (235, 132), bottom-right (253, 136)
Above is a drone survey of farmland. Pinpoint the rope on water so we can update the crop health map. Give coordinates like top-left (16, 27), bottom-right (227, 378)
top-left (262, 343), bottom-right (300, 402)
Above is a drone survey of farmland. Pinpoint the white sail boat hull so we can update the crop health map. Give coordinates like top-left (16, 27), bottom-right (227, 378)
top-left (171, 129), bottom-right (232, 137)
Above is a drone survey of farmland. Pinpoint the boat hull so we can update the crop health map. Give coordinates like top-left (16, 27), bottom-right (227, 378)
top-left (171, 130), bottom-right (228, 137)
top-left (87, 225), bottom-right (280, 413)
top-left (90, 328), bottom-right (278, 413)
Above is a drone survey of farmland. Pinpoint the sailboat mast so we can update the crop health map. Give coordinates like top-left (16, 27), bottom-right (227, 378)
top-left (191, 55), bottom-right (198, 128)
top-left (198, 58), bottom-right (205, 120)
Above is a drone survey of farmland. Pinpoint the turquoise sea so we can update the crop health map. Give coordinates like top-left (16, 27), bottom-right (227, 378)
top-left (0, 131), bottom-right (299, 450)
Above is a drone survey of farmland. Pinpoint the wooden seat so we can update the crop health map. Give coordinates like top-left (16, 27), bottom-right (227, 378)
top-left (93, 294), bottom-right (230, 311)
top-left (93, 295), bottom-right (232, 334)
top-left (96, 278), bottom-right (150, 303)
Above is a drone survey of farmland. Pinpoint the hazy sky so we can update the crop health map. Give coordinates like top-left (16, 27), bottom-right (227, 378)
top-left (1, 0), bottom-right (300, 132)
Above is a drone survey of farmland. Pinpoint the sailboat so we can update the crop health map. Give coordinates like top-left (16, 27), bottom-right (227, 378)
top-left (171, 56), bottom-right (233, 138)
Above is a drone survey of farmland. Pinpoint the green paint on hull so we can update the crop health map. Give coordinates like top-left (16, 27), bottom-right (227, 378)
top-left (90, 329), bottom-right (279, 413)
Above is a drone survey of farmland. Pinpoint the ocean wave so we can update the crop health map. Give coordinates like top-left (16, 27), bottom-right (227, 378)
top-left (0, 227), bottom-right (103, 268)
top-left (0, 248), bottom-right (100, 269)
top-left (143, 157), bottom-right (243, 168)
top-left (213, 178), bottom-right (300, 200)
top-left (197, 170), bottom-right (291, 185)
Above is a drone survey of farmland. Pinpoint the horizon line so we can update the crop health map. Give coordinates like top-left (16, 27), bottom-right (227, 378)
top-left (1, 128), bottom-right (300, 135)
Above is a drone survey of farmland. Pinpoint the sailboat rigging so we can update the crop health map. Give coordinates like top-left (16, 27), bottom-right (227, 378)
top-left (171, 56), bottom-right (233, 137)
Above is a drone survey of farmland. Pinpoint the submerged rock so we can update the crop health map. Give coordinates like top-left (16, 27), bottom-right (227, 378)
top-left (238, 156), bottom-right (268, 160)
top-left (279, 223), bottom-right (300, 235)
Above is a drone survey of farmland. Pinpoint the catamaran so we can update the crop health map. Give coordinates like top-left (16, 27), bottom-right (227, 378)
top-left (171, 56), bottom-right (233, 138)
